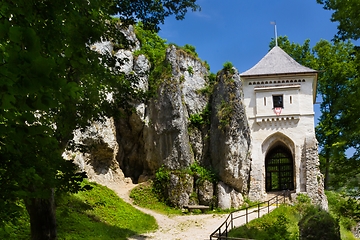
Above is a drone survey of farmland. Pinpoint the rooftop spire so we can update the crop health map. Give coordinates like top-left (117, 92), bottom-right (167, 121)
top-left (270, 21), bottom-right (278, 46)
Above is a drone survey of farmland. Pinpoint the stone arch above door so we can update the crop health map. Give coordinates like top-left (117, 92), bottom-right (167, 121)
top-left (261, 132), bottom-right (295, 156)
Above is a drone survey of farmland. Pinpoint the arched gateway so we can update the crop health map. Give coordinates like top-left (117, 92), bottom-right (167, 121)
top-left (265, 146), bottom-right (294, 191)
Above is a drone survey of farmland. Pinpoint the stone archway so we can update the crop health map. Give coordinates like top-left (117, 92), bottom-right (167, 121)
top-left (265, 145), bottom-right (294, 191)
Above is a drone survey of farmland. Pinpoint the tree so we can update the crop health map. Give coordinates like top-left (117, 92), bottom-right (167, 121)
top-left (317, 0), bottom-right (360, 40)
top-left (313, 40), bottom-right (359, 189)
top-left (0, 0), bottom-right (200, 239)
top-left (317, 0), bottom-right (360, 191)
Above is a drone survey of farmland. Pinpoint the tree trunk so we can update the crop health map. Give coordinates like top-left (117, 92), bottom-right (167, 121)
top-left (25, 189), bottom-right (57, 240)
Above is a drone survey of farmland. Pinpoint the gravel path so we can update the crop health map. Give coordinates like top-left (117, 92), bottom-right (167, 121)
top-left (104, 181), bottom-right (274, 240)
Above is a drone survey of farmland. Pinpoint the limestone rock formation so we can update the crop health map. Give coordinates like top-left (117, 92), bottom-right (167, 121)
top-left (210, 69), bottom-right (251, 195)
top-left (63, 117), bottom-right (127, 184)
top-left (67, 27), bottom-right (253, 208)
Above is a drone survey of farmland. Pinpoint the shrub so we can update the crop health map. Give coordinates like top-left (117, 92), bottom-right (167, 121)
top-left (298, 205), bottom-right (340, 240)
top-left (326, 191), bottom-right (360, 230)
top-left (208, 72), bottom-right (217, 84)
top-left (217, 100), bottom-right (233, 129)
top-left (187, 66), bottom-right (194, 75)
top-left (134, 23), bottom-right (170, 98)
top-left (294, 193), bottom-right (312, 216)
top-left (153, 165), bottom-right (170, 202)
top-left (189, 104), bottom-right (211, 128)
top-left (189, 162), bottom-right (217, 184)
top-left (183, 44), bottom-right (198, 57)
top-left (223, 61), bottom-right (235, 74)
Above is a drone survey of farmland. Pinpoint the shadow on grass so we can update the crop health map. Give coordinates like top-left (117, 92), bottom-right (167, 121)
top-left (56, 194), bottom-right (140, 240)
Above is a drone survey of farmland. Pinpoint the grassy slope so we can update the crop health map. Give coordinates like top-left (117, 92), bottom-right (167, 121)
top-left (228, 205), bottom-right (299, 240)
top-left (0, 181), bottom-right (157, 240)
top-left (228, 193), bottom-right (359, 240)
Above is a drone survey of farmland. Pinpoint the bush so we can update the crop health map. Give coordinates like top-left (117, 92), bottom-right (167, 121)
top-left (294, 193), bottom-right (312, 216)
top-left (223, 61), bottom-right (235, 74)
top-left (153, 165), bottom-right (170, 202)
top-left (183, 44), bottom-right (198, 57)
top-left (188, 104), bottom-right (211, 128)
top-left (326, 191), bottom-right (359, 230)
top-left (189, 162), bottom-right (217, 184)
top-left (298, 205), bottom-right (340, 240)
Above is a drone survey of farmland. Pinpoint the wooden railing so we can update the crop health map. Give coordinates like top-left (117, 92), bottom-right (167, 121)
top-left (209, 191), bottom-right (290, 240)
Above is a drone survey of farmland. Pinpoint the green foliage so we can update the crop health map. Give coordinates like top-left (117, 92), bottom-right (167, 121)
top-left (208, 73), bottom-right (217, 85)
top-left (317, 0), bottom-right (360, 40)
top-left (269, 36), bottom-right (315, 67)
top-left (183, 44), bottom-right (198, 57)
top-left (0, 182), bottom-right (157, 239)
top-left (188, 104), bottom-right (211, 128)
top-left (187, 66), bottom-right (194, 75)
top-left (326, 191), bottom-right (360, 230)
top-left (204, 61), bottom-right (211, 71)
top-left (115, 0), bottom-right (200, 32)
top-left (293, 193), bottom-right (312, 216)
top-left (189, 113), bottom-right (204, 126)
top-left (197, 73), bottom-right (217, 96)
top-left (150, 163), bottom-right (217, 209)
top-left (134, 23), bottom-right (172, 98)
top-left (0, 201), bottom-right (30, 239)
top-left (134, 23), bottom-right (167, 66)
top-left (153, 165), bottom-right (171, 203)
top-left (223, 61), bottom-right (235, 74)
top-left (188, 162), bottom-right (217, 183)
top-left (298, 205), bottom-right (340, 240)
top-left (217, 100), bottom-right (233, 129)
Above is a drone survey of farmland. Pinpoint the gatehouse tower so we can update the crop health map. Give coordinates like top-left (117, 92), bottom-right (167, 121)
top-left (240, 46), bottom-right (327, 208)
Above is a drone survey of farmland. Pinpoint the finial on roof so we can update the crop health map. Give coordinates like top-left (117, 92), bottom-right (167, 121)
top-left (270, 21), bottom-right (278, 47)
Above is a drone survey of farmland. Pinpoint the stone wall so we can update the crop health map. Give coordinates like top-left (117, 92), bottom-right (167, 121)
top-left (303, 136), bottom-right (328, 210)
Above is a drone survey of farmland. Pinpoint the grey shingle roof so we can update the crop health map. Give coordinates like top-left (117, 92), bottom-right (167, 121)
top-left (240, 46), bottom-right (317, 77)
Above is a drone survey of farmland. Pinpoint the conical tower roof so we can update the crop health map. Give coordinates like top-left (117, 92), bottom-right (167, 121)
top-left (240, 46), bottom-right (317, 77)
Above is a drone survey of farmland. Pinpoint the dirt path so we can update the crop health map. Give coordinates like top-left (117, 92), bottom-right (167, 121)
top-left (105, 181), bottom-right (274, 240)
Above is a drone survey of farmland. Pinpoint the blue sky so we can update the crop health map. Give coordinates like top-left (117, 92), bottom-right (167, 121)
top-left (158, 0), bottom-right (339, 124)
top-left (159, 0), bottom-right (337, 73)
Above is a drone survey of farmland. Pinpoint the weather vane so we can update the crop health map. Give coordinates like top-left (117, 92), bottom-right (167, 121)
top-left (270, 21), bottom-right (278, 46)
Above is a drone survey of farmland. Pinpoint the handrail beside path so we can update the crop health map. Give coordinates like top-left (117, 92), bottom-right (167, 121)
top-left (209, 190), bottom-right (290, 240)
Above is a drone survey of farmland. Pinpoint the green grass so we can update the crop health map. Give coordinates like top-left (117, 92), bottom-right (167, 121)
top-left (0, 202), bottom-right (30, 239)
top-left (0, 181), bottom-right (157, 240)
top-left (130, 183), bottom-right (183, 215)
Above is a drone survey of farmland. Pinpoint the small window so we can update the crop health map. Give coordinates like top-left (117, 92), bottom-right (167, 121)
top-left (273, 95), bottom-right (283, 108)
top-left (264, 97), bottom-right (266, 106)
top-left (290, 96), bottom-right (292, 104)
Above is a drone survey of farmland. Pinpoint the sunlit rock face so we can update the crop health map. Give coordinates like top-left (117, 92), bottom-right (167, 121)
top-left (209, 69), bottom-right (251, 195)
